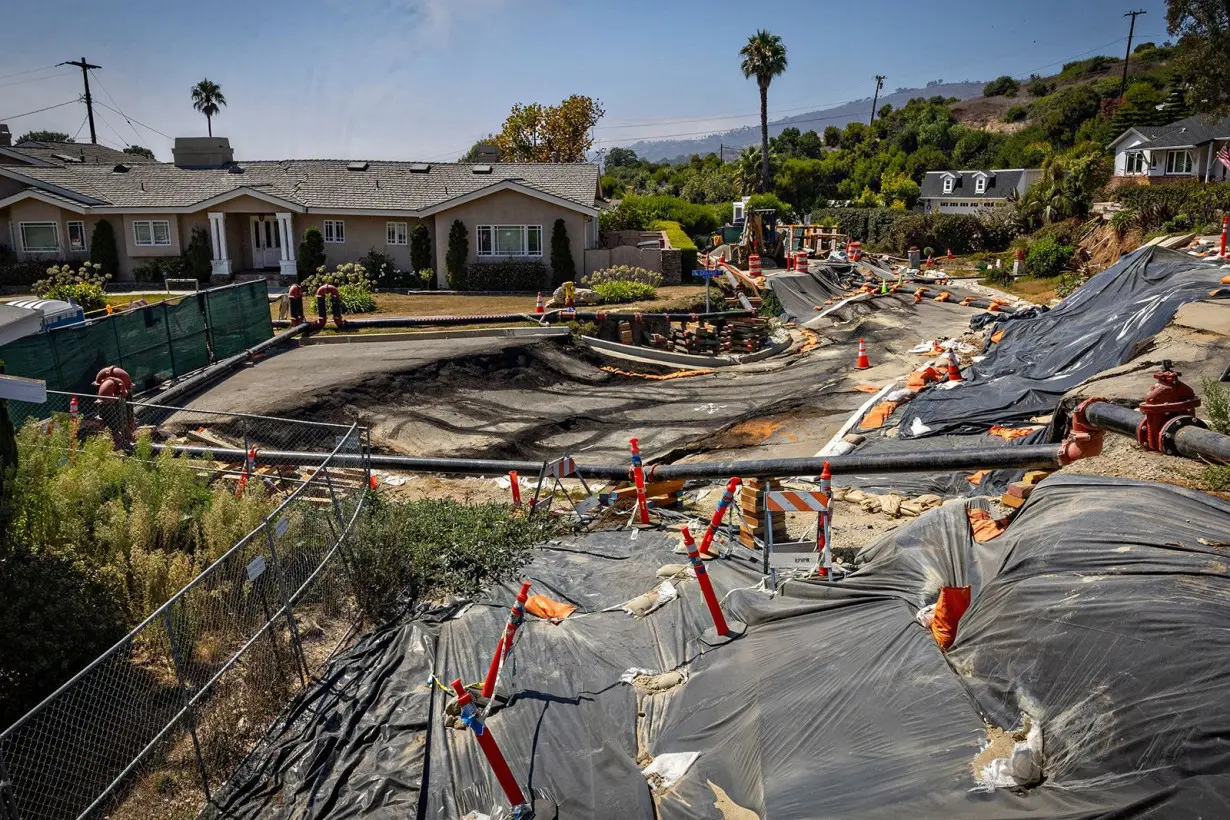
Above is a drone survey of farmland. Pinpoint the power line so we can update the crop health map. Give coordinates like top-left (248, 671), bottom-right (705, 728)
top-left (71, 113), bottom-right (90, 141)
top-left (0, 98), bottom-right (81, 122)
top-left (91, 73), bottom-right (144, 146)
top-left (93, 101), bottom-right (173, 141)
top-left (0, 64), bottom-right (59, 82)
top-left (0, 70), bottom-right (75, 90)
top-left (92, 106), bottom-right (130, 150)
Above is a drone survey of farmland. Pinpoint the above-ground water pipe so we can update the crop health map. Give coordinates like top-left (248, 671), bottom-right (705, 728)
top-left (271, 309), bottom-right (756, 330)
top-left (150, 442), bottom-right (1068, 481)
top-left (1082, 400), bottom-right (1230, 465)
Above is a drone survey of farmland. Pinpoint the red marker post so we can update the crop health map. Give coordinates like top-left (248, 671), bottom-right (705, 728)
top-left (480, 581), bottom-right (531, 700)
top-left (450, 678), bottom-right (529, 810)
top-left (819, 461), bottom-right (833, 578)
top-left (698, 477), bottom-right (742, 556)
top-left (509, 470), bottom-right (522, 507)
top-left (629, 437), bottom-right (651, 525)
top-left (682, 526), bottom-right (746, 646)
top-left (1221, 215), bottom-right (1228, 259)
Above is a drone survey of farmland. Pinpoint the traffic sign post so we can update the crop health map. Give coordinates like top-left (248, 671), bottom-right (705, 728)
top-left (692, 269), bottom-right (720, 313)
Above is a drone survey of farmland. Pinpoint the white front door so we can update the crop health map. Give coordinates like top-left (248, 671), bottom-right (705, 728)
top-left (250, 216), bottom-right (281, 270)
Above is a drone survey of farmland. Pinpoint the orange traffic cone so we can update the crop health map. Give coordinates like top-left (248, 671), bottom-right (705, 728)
top-left (925, 255), bottom-right (934, 268)
top-left (535, 292), bottom-right (544, 314)
top-left (946, 349), bottom-right (963, 382)
top-left (946, 248), bottom-right (955, 260)
top-left (855, 338), bottom-right (871, 369)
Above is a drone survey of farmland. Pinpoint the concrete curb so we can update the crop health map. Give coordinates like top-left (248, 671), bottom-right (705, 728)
top-left (301, 326), bottom-right (569, 345)
top-left (580, 332), bottom-right (791, 368)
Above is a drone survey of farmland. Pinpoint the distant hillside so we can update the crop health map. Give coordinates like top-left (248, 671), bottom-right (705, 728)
top-left (622, 81), bottom-right (987, 162)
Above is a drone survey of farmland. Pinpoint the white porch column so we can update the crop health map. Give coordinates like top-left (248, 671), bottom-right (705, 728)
top-left (207, 212), bottom-right (231, 277)
top-left (276, 212), bottom-right (296, 277)
top-left (1206, 143), bottom-right (1214, 183)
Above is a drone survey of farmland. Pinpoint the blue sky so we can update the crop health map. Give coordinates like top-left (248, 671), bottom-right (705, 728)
top-left (0, 0), bottom-right (1171, 162)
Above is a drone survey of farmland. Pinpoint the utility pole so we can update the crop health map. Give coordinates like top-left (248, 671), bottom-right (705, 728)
top-left (58, 57), bottom-right (101, 144)
top-left (870, 75), bottom-right (886, 125)
top-left (1119, 10), bottom-right (1147, 99)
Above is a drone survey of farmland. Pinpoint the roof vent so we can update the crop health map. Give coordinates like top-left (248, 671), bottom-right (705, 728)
top-left (112, 163), bottom-right (130, 173)
top-left (409, 163), bottom-right (430, 173)
top-left (347, 161), bottom-right (369, 171)
top-left (228, 164), bottom-right (245, 174)
top-left (472, 164), bottom-right (493, 174)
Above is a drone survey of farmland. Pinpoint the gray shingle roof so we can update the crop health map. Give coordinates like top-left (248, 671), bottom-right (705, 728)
top-left (3, 140), bottom-right (156, 167)
top-left (3, 160), bottom-right (601, 212)
top-left (919, 169), bottom-right (1025, 200)
top-left (1128, 114), bottom-right (1230, 150)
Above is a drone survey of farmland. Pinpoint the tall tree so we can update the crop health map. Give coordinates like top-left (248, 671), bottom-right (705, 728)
top-left (733, 146), bottom-right (763, 196)
top-left (459, 137), bottom-right (498, 163)
top-left (1167, 0), bottom-right (1230, 113)
top-left (122, 145), bottom-right (155, 160)
top-left (16, 131), bottom-right (71, 144)
top-left (494, 95), bottom-right (605, 162)
top-left (190, 79), bottom-right (227, 137)
top-left (739, 30), bottom-right (788, 193)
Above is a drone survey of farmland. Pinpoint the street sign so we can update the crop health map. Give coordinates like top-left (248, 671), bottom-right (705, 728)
top-left (691, 270), bottom-right (721, 280)
top-left (768, 540), bottom-right (820, 571)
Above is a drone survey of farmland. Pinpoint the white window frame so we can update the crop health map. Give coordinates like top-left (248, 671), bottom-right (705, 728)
top-left (133, 219), bottom-right (171, 247)
top-left (942, 176), bottom-right (954, 194)
top-left (67, 220), bottom-right (87, 251)
top-left (386, 221), bottom-right (408, 246)
top-left (1165, 150), bottom-right (1193, 175)
top-left (19, 221), bottom-right (59, 253)
top-left (323, 219), bottom-right (345, 244)
top-left (475, 224), bottom-right (544, 258)
top-left (1124, 151), bottom-right (1146, 175)
top-left (974, 176), bottom-right (986, 194)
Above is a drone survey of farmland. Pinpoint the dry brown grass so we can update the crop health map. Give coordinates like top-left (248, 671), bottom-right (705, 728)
top-left (982, 277), bottom-right (1058, 304)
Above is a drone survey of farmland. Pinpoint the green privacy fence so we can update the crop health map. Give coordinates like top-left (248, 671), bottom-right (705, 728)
top-left (0, 281), bottom-right (272, 394)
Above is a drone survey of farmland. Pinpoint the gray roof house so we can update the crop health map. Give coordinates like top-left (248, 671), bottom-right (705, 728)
top-left (1107, 113), bottom-right (1230, 186)
top-left (0, 136), bottom-right (603, 287)
top-left (918, 169), bottom-right (1043, 215)
top-left (0, 126), bottom-right (155, 168)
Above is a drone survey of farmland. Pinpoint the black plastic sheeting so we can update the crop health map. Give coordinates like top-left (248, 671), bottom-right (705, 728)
top-left (769, 269), bottom-right (850, 323)
top-left (212, 476), bottom-right (1230, 818)
top-left (900, 246), bottom-right (1228, 438)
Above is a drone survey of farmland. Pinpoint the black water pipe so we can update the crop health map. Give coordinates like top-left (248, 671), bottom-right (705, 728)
top-left (1084, 401), bottom-right (1230, 465)
top-left (135, 323), bottom-right (312, 414)
top-left (540, 308), bottom-right (754, 323)
top-left (150, 442), bottom-right (1065, 480)
top-left (273, 313), bottom-right (532, 329)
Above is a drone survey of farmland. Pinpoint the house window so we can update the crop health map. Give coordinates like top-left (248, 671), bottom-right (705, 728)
top-left (19, 222), bottom-right (59, 252)
top-left (942, 176), bottom-right (954, 194)
top-left (1166, 150), bottom-right (1193, 175)
top-left (1124, 151), bottom-right (1146, 174)
top-left (476, 225), bottom-right (543, 257)
top-left (133, 219), bottom-right (171, 246)
top-left (974, 176), bottom-right (986, 194)
top-left (323, 220), bottom-right (345, 243)
top-left (386, 222), bottom-right (408, 245)
top-left (67, 221), bottom-right (87, 251)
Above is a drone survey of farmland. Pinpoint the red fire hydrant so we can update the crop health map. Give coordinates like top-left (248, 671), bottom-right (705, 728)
top-left (93, 365), bottom-right (135, 448)
top-left (1137, 361), bottom-right (1201, 453)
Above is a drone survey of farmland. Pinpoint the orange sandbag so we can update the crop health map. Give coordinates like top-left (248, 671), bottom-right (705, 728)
top-left (931, 585), bottom-right (971, 649)
top-left (934, 291), bottom-right (953, 302)
top-left (906, 366), bottom-right (942, 390)
top-left (967, 469), bottom-right (990, 486)
top-left (854, 384), bottom-right (882, 393)
top-left (989, 425), bottom-right (1036, 441)
top-left (859, 400), bottom-right (900, 430)
top-left (990, 329), bottom-right (1006, 344)
top-left (1221, 274), bottom-right (1230, 285)
top-left (525, 595), bottom-right (577, 621)
top-left (968, 508), bottom-right (1008, 542)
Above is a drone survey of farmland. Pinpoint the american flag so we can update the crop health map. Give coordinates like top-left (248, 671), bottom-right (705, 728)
top-left (1218, 144), bottom-right (1230, 171)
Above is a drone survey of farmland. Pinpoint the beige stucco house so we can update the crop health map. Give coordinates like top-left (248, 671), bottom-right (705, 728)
top-left (0, 134), bottom-right (602, 288)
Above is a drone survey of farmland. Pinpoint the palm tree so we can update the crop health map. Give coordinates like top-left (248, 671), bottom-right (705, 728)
top-left (190, 79), bottom-right (227, 137)
top-left (739, 30), bottom-right (788, 193)
top-left (734, 146), bottom-right (762, 196)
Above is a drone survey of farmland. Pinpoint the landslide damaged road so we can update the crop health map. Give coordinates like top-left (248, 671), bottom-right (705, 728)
top-left (184, 293), bottom-right (979, 463)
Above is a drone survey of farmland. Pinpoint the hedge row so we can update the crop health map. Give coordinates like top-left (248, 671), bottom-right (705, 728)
top-left (455, 260), bottom-right (548, 292)
top-left (1111, 181), bottom-right (1230, 232)
top-left (807, 208), bottom-right (1018, 254)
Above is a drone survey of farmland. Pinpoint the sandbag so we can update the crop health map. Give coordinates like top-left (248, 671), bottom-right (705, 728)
top-left (526, 595), bottom-right (577, 621)
top-left (931, 585), bottom-right (971, 649)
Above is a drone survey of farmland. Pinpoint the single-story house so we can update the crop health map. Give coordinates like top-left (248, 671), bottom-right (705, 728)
top-left (1107, 113), bottom-right (1230, 187)
top-left (0, 132), bottom-right (602, 288)
top-left (919, 169), bottom-right (1043, 214)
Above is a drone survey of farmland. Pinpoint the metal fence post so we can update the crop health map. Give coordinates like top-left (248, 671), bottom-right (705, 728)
top-left (162, 300), bottom-right (178, 379)
top-left (321, 466), bottom-right (347, 531)
top-left (163, 607), bottom-right (212, 803)
top-left (264, 523), bottom-right (310, 686)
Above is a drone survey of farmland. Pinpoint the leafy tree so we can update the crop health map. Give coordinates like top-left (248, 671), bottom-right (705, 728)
top-left (680, 164), bottom-right (738, 204)
top-left (550, 219), bottom-right (575, 285)
top-left (746, 192), bottom-right (795, 221)
top-left (983, 76), bottom-right (1021, 97)
top-left (773, 158), bottom-right (826, 212)
top-left (605, 147), bottom-right (638, 168)
top-left (823, 125), bottom-right (842, 147)
top-left (851, 186), bottom-right (885, 208)
top-left (183, 226), bottom-right (213, 282)
top-left (1158, 87), bottom-right (1192, 122)
top-left (905, 145), bottom-right (948, 181)
top-left (1026, 77), bottom-right (1055, 97)
top-left (459, 137), bottom-right (498, 162)
top-left (88, 219), bottom-right (119, 277)
top-left (446, 219), bottom-right (468, 289)
top-left (410, 223), bottom-right (432, 274)
top-left (951, 128), bottom-right (996, 168)
top-left (190, 78), bottom-right (227, 137)
top-left (739, 29), bottom-right (788, 193)
top-left (297, 226), bottom-right (326, 281)
top-left (1167, 0), bottom-right (1230, 113)
top-left (733, 146), bottom-right (762, 196)
top-left (122, 145), bottom-right (155, 160)
top-left (1031, 84), bottom-right (1102, 144)
top-left (1025, 235), bottom-right (1074, 277)
top-left (1111, 82), bottom-right (1166, 132)
top-left (494, 95), bottom-right (605, 162)
top-left (16, 130), bottom-right (71, 143)
top-left (880, 171), bottom-right (921, 209)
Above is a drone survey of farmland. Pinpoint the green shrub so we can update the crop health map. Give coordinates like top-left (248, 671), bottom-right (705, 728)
top-left (89, 220), bottom-right (120, 278)
top-left (1025, 236), bottom-right (1074, 278)
top-left (608, 195), bottom-right (726, 236)
top-left (410, 223), bottom-right (432, 275)
top-left (131, 258), bottom-right (186, 284)
top-left (1110, 208), bottom-right (1138, 236)
top-left (446, 219), bottom-right (468, 289)
top-left (463, 260), bottom-right (546, 291)
top-left (599, 200), bottom-right (651, 232)
top-left (581, 265), bottom-right (663, 288)
top-left (35, 262), bottom-right (110, 312)
top-left (1026, 78), bottom-right (1054, 97)
top-left (983, 75), bottom-right (1020, 97)
top-left (1059, 55), bottom-right (1113, 81)
top-left (359, 249), bottom-right (406, 288)
top-left (0, 260), bottom-right (61, 288)
top-left (593, 281), bottom-right (658, 303)
top-left (1161, 213), bottom-right (1193, 234)
top-left (550, 218), bottom-right (576, 287)
top-left (1200, 465), bottom-right (1230, 492)
top-left (1055, 271), bottom-right (1084, 298)
top-left (417, 268), bottom-right (436, 289)
top-left (1002, 105), bottom-right (1029, 123)
top-left (297, 227), bottom-right (326, 282)
top-left (758, 287), bottom-right (784, 318)
top-left (746, 192), bottom-right (796, 222)
top-left (1202, 378), bottom-right (1230, 435)
top-left (303, 262), bottom-right (377, 312)
top-left (183, 226), bottom-right (213, 283)
top-left (338, 284), bottom-right (376, 313)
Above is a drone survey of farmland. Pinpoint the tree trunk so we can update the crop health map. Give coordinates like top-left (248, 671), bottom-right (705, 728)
top-left (207, 115), bottom-right (212, 138)
top-left (759, 82), bottom-right (770, 193)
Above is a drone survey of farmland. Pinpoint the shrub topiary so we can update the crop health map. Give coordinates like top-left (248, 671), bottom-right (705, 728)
top-left (183, 226), bottom-right (213, 282)
top-left (89, 219), bottom-right (120, 278)
top-left (550, 219), bottom-right (575, 287)
top-left (297, 227), bottom-right (326, 282)
top-left (446, 219), bottom-right (468, 290)
top-left (410, 223), bottom-right (432, 275)
top-left (462, 260), bottom-right (547, 291)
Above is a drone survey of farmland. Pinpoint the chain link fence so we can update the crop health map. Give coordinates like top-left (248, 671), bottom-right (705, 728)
top-left (0, 393), bottom-right (369, 820)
